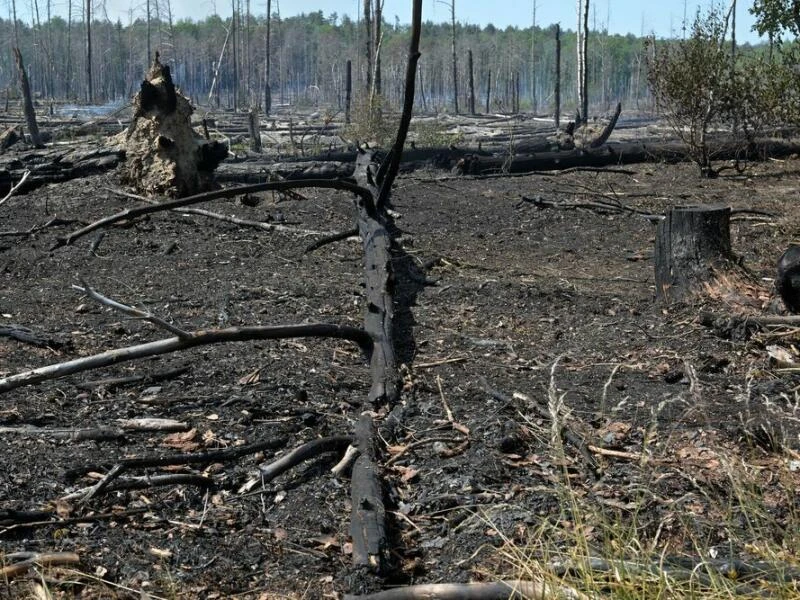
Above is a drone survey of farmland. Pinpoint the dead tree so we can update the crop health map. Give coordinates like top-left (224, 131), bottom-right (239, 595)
top-left (655, 205), bottom-right (734, 302)
top-left (555, 25), bottom-right (561, 128)
top-left (85, 0), bottom-right (92, 103)
top-left (449, 0), bottom-right (458, 114)
top-left (346, 59), bottom-right (352, 124)
top-left (12, 48), bottom-right (43, 148)
top-left (264, 0), bottom-right (272, 115)
top-left (485, 70), bottom-right (491, 113)
top-left (467, 49), bottom-right (475, 114)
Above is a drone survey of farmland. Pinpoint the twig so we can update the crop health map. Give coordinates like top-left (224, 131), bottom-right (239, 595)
top-left (0, 323), bottom-right (372, 393)
top-left (0, 507), bottom-right (147, 532)
top-left (62, 474), bottom-right (214, 501)
top-left (331, 444), bottom-right (360, 477)
top-left (0, 552), bottom-right (81, 579)
top-left (0, 426), bottom-right (125, 441)
top-left (64, 434), bottom-right (290, 481)
top-left (415, 357), bottom-right (467, 369)
top-left (384, 436), bottom-right (466, 467)
top-left (174, 206), bottom-right (331, 236)
top-left (0, 169), bottom-right (31, 208)
top-left (257, 436), bottom-right (353, 484)
top-left (116, 418), bottom-right (190, 431)
top-left (75, 365), bottom-right (190, 390)
top-left (343, 580), bottom-right (590, 600)
top-left (74, 281), bottom-right (190, 338)
top-left (304, 227), bottom-right (360, 254)
top-left (436, 375), bottom-right (470, 435)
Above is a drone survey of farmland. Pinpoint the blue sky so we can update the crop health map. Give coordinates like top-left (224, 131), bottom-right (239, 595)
top-left (53, 0), bottom-right (765, 45)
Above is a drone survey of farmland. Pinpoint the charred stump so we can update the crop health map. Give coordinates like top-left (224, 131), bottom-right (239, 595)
top-left (776, 245), bottom-right (800, 313)
top-left (121, 54), bottom-right (227, 198)
top-left (655, 205), bottom-right (734, 303)
top-left (248, 108), bottom-right (262, 153)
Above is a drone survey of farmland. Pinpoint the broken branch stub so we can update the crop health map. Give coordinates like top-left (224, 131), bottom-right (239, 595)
top-left (120, 54), bottom-right (227, 197)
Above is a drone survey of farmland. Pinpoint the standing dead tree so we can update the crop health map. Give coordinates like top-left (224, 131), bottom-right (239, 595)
top-left (12, 48), bottom-right (43, 148)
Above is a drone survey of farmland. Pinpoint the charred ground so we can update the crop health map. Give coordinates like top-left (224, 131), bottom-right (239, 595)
top-left (1, 152), bottom-right (800, 598)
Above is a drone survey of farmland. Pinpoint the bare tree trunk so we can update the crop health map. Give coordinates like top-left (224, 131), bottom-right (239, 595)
top-left (11, 0), bottom-right (19, 47)
top-left (530, 0), bottom-right (536, 113)
top-left (86, 0), bottom-right (92, 103)
top-left (246, 0), bottom-right (252, 104)
top-left (373, 0), bottom-right (381, 97)
top-left (363, 0), bottom-right (372, 94)
top-left (554, 24), bottom-right (561, 128)
top-left (13, 48), bottom-right (43, 148)
top-left (345, 59), bottom-right (352, 124)
top-left (231, 0), bottom-right (238, 110)
top-left (418, 63), bottom-right (427, 112)
top-left (581, 0), bottom-right (590, 121)
top-left (264, 0), bottom-right (271, 115)
top-left (146, 0), bottom-right (151, 64)
top-left (485, 69), bottom-right (491, 113)
top-left (467, 48), bottom-right (475, 115)
top-left (450, 0), bottom-right (458, 114)
top-left (208, 25), bottom-right (231, 105)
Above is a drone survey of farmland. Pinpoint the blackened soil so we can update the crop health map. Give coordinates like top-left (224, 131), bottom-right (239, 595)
top-left (1, 158), bottom-right (799, 598)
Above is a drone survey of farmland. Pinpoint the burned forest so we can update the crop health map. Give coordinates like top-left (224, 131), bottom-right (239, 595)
top-left (2, 0), bottom-right (800, 598)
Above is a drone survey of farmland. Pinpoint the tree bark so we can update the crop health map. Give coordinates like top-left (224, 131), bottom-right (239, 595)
top-left (655, 205), bottom-right (733, 303)
top-left (12, 48), bottom-right (43, 148)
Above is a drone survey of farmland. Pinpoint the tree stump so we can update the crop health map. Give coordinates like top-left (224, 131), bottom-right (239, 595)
top-left (776, 245), bottom-right (800, 313)
top-left (120, 54), bottom-right (227, 198)
top-left (655, 205), bottom-right (733, 303)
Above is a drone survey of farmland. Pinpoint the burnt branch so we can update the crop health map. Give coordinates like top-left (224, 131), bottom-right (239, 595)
top-left (65, 434), bottom-right (291, 481)
top-left (56, 179), bottom-right (376, 249)
top-left (305, 227), bottom-right (360, 254)
top-left (63, 474), bottom-right (214, 501)
top-left (256, 436), bottom-right (354, 484)
top-left (0, 323), bottom-right (372, 394)
top-left (74, 281), bottom-right (190, 338)
top-left (375, 0), bottom-right (423, 210)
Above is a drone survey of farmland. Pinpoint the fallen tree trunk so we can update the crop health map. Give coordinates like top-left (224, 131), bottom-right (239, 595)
top-left (0, 147), bottom-right (124, 196)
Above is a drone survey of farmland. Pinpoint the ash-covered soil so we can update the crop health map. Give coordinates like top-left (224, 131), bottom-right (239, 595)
top-left (1, 158), bottom-right (800, 598)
